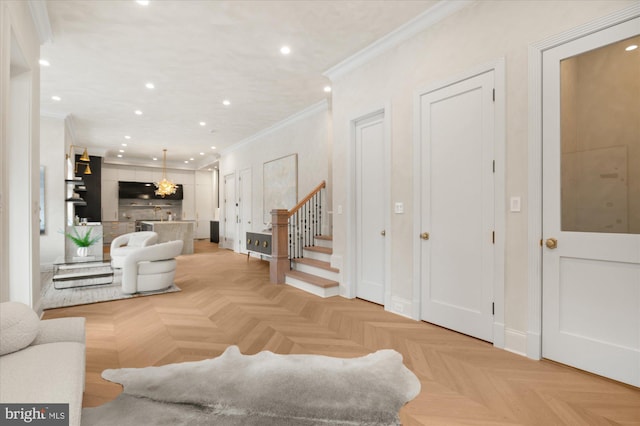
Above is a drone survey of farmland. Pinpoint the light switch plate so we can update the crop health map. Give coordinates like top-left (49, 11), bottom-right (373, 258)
top-left (394, 202), bottom-right (404, 214)
top-left (510, 196), bottom-right (521, 212)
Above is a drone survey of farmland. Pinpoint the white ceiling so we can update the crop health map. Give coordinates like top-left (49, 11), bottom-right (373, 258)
top-left (40, 0), bottom-right (438, 170)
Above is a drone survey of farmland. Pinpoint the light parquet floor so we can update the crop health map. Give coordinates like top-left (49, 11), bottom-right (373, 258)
top-left (43, 241), bottom-right (640, 425)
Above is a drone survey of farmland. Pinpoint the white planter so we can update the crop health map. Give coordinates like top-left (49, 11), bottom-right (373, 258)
top-left (76, 247), bottom-right (88, 257)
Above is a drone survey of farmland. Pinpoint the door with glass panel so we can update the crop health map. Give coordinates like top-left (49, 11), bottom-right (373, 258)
top-left (542, 19), bottom-right (640, 387)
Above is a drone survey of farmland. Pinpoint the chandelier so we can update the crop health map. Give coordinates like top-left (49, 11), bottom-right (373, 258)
top-left (154, 149), bottom-right (177, 198)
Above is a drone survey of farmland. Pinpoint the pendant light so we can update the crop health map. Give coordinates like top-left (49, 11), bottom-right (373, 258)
top-left (154, 149), bottom-right (177, 197)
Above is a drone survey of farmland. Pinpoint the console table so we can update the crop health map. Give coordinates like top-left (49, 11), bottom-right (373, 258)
top-left (246, 231), bottom-right (272, 258)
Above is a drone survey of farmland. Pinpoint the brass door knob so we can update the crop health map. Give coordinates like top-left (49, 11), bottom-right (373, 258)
top-left (380, 230), bottom-right (386, 236)
top-left (545, 238), bottom-right (558, 249)
top-left (420, 232), bottom-right (430, 240)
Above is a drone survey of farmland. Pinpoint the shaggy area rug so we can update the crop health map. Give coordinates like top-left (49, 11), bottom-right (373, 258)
top-left (82, 345), bottom-right (421, 425)
top-left (40, 270), bottom-right (180, 310)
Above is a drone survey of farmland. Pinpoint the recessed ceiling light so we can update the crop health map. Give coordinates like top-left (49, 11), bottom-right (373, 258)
top-left (117, 154), bottom-right (123, 158)
top-left (184, 160), bottom-right (189, 164)
top-left (323, 86), bottom-right (332, 93)
top-left (134, 110), bottom-right (143, 115)
top-left (145, 82), bottom-right (155, 89)
top-left (222, 100), bottom-right (231, 106)
top-left (211, 146), bottom-right (216, 150)
top-left (626, 44), bottom-right (638, 51)
top-left (189, 157), bottom-right (194, 161)
top-left (207, 168), bottom-right (212, 171)
top-left (136, 0), bottom-right (150, 5)
top-left (280, 46), bottom-right (291, 55)
top-left (199, 152), bottom-right (204, 155)
top-left (121, 143), bottom-right (127, 147)
top-left (199, 121), bottom-right (206, 126)
top-left (51, 95), bottom-right (61, 101)
top-left (39, 59), bottom-right (50, 67)
top-left (152, 157), bottom-right (158, 161)
top-left (124, 135), bottom-right (131, 139)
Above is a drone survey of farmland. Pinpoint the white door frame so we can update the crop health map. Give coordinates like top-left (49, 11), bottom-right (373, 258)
top-left (346, 104), bottom-right (391, 307)
top-left (222, 171), bottom-right (237, 251)
top-left (527, 4), bottom-right (640, 360)
top-left (413, 58), bottom-right (506, 348)
top-left (238, 167), bottom-right (252, 254)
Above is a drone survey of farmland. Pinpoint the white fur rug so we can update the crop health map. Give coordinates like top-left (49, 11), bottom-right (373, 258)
top-left (82, 345), bottom-right (421, 425)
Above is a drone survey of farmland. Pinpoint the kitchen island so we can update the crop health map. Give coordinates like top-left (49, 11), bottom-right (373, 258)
top-left (140, 221), bottom-right (194, 254)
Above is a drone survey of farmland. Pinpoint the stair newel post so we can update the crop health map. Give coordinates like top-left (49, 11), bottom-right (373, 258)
top-left (270, 209), bottom-right (290, 284)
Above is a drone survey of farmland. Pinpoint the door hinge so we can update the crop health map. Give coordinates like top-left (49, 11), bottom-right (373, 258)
top-left (492, 302), bottom-right (495, 315)
top-left (492, 88), bottom-right (495, 102)
top-left (492, 231), bottom-right (495, 244)
top-left (492, 160), bottom-right (495, 173)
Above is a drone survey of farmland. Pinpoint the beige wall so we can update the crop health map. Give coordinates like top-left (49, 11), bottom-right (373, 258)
top-left (220, 102), bottom-right (331, 244)
top-left (561, 35), bottom-right (640, 233)
top-left (329, 0), bottom-right (634, 348)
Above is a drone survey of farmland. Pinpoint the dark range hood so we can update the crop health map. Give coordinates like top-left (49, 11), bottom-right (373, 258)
top-left (118, 181), bottom-right (183, 200)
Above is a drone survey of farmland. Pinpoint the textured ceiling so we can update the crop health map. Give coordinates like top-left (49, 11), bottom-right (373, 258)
top-left (40, 0), bottom-right (437, 169)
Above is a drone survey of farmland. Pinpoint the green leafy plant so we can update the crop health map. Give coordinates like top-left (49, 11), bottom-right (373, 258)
top-left (65, 227), bottom-right (101, 247)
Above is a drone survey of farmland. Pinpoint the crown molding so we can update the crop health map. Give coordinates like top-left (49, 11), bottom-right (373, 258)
top-left (27, 0), bottom-right (52, 45)
top-left (103, 157), bottom-right (197, 171)
top-left (323, 0), bottom-right (473, 81)
top-left (221, 99), bottom-right (329, 156)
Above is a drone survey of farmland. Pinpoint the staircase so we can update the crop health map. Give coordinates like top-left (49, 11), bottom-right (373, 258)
top-left (270, 180), bottom-right (340, 298)
top-left (285, 235), bottom-right (339, 298)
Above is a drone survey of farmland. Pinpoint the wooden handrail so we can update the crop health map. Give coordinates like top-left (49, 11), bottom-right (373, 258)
top-left (288, 180), bottom-right (326, 218)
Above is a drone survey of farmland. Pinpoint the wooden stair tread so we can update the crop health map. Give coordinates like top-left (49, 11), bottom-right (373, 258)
top-left (315, 235), bottom-right (333, 241)
top-left (294, 257), bottom-right (339, 273)
top-left (285, 270), bottom-right (339, 288)
top-left (304, 246), bottom-right (332, 255)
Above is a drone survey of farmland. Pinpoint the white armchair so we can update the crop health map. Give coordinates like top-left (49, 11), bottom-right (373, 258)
top-left (121, 240), bottom-right (184, 294)
top-left (110, 231), bottom-right (158, 269)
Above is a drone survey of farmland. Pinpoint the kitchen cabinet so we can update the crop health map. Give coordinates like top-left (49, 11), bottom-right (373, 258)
top-left (194, 170), bottom-right (214, 239)
top-left (181, 183), bottom-right (195, 220)
top-left (101, 180), bottom-right (118, 221)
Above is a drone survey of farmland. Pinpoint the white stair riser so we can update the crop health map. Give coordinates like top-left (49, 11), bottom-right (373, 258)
top-left (314, 239), bottom-right (333, 249)
top-left (285, 276), bottom-right (339, 298)
top-left (294, 263), bottom-right (339, 281)
top-left (303, 250), bottom-right (331, 263)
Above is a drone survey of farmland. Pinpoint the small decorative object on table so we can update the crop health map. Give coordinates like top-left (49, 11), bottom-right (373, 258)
top-left (65, 227), bottom-right (101, 257)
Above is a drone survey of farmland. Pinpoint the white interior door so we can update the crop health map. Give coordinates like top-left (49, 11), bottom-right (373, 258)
top-left (542, 19), bottom-right (640, 387)
top-left (223, 172), bottom-right (236, 251)
top-left (419, 70), bottom-right (495, 342)
top-left (354, 111), bottom-right (386, 304)
top-left (238, 168), bottom-right (252, 254)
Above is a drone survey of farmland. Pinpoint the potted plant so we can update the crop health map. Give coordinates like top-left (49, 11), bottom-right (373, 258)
top-left (65, 227), bottom-right (101, 257)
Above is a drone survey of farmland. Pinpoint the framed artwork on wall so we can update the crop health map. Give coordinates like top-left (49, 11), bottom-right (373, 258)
top-left (263, 153), bottom-right (297, 224)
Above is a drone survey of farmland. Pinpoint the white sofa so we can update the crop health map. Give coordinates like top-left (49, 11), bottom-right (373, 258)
top-left (110, 231), bottom-right (158, 269)
top-left (0, 302), bottom-right (85, 426)
top-left (122, 240), bottom-right (184, 294)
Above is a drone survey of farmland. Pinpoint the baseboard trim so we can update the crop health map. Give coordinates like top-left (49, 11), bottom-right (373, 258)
top-left (504, 328), bottom-right (527, 357)
top-left (386, 296), bottom-right (414, 320)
